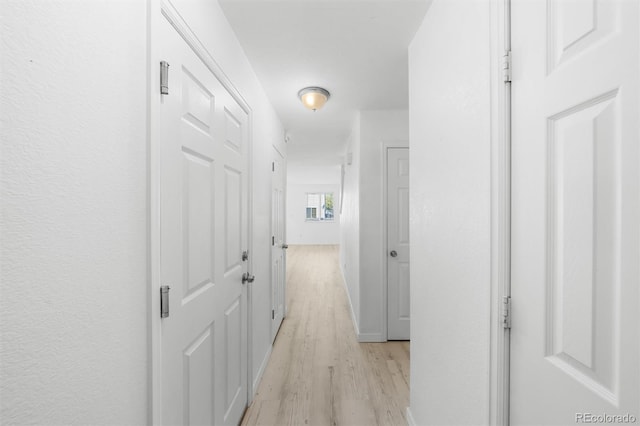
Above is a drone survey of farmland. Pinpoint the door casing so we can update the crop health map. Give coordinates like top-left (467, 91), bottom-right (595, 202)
top-left (490, 0), bottom-right (511, 424)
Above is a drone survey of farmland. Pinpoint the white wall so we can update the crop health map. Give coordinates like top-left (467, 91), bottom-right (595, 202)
top-left (408, 0), bottom-right (493, 424)
top-left (287, 183), bottom-right (341, 245)
top-left (1, 1), bottom-right (148, 424)
top-left (339, 110), bottom-right (409, 341)
top-left (340, 114), bottom-right (361, 328)
top-left (288, 162), bottom-right (341, 186)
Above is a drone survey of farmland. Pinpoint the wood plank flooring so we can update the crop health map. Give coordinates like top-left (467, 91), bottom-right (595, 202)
top-left (241, 245), bottom-right (410, 426)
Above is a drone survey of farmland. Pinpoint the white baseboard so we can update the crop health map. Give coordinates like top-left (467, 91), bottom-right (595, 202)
top-left (251, 345), bottom-right (272, 398)
top-left (339, 263), bottom-right (361, 338)
top-left (357, 332), bottom-right (385, 343)
top-left (406, 407), bottom-right (417, 426)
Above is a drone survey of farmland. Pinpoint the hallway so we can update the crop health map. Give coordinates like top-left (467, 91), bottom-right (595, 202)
top-left (242, 245), bottom-right (410, 426)
top-left (4, 1), bottom-right (639, 424)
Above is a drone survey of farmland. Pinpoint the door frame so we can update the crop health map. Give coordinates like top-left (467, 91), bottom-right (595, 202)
top-left (489, 0), bottom-right (511, 424)
top-left (381, 141), bottom-right (409, 342)
top-left (148, 1), bottom-right (255, 422)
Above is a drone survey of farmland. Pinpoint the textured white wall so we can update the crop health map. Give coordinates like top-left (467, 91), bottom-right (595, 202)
top-left (339, 115), bottom-right (361, 329)
top-left (408, 0), bottom-right (493, 424)
top-left (286, 165), bottom-right (341, 246)
top-left (159, 0), bottom-right (285, 396)
top-left (1, 1), bottom-right (148, 424)
top-left (358, 110), bottom-right (408, 340)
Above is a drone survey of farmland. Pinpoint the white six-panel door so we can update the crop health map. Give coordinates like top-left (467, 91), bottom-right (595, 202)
top-left (158, 16), bottom-right (249, 426)
top-left (387, 147), bottom-right (410, 340)
top-left (271, 147), bottom-right (285, 341)
top-left (511, 0), bottom-right (639, 423)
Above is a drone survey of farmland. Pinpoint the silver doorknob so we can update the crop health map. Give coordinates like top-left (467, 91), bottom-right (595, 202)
top-left (390, 250), bottom-right (398, 257)
top-left (242, 273), bottom-right (255, 284)
top-left (282, 244), bottom-right (289, 249)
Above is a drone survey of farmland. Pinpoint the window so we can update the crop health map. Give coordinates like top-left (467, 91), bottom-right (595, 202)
top-left (306, 193), bottom-right (334, 221)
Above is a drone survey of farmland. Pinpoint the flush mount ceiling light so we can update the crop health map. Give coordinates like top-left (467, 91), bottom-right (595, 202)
top-left (298, 87), bottom-right (330, 111)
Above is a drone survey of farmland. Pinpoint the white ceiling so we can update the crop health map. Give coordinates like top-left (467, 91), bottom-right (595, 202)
top-left (219, 0), bottom-right (431, 166)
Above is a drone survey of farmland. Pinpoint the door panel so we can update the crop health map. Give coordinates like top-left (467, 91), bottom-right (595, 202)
top-left (224, 298), bottom-right (242, 415)
top-left (387, 147), bottom-right (410, 340)
top-left (159, 15), bottom-right (248, 426)
top-left (183, 151), bottom-right (215, 297)
top-left (546, 92), bottom-right (619, 398)
top-left (548, 0), bottom-right (616, 74)
top-left (397, 262), bottom-right (410, 321)
top-left (183, 327), bottom-right (215, 426)
top-left (511, 0), bottom-right (639, 423)
top-left (225, 166), bottom-right (242, 272)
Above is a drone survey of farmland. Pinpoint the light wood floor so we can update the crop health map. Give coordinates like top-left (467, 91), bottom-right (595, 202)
top-left (241, 245), bottom-right (410, 426)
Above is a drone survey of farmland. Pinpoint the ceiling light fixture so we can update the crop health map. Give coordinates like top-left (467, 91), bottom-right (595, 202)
top-left (298, 87), bottom-right (330, 112)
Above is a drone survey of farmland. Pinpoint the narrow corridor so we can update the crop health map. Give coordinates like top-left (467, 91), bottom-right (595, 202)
top-left (242, 245), bottom-right (410, 426)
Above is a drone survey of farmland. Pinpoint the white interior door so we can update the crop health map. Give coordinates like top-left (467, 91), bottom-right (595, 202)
top-left (511, 0), bottom-right (639, 424)
top-left (387, 147), bottom-right (410, 340)
top-left (271, 147), bottom-right (285, 341)
top-left (159, 16), bottom-right (249, 426)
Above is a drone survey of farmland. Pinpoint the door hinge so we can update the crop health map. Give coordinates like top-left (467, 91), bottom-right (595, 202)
top-left (272, 162), bottom-right (275, 172)
top-left (272, 236), bottom-right (275, 246)
top-left (242, 272), bottom-right (255, 284)
top-left (272, 309), bottom-right (275, 320)
top-left (160, 61), bottom-right (170, 95)
top-left (502, 296), bottom-right (511, 329)
top-left (503, 51), bottom-right (512, 83)
top-left (160, 285), bottom-right (171, 318)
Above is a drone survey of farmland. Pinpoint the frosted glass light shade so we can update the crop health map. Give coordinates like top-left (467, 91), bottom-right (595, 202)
top-left (298, 87), bottom-right (330, 111)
